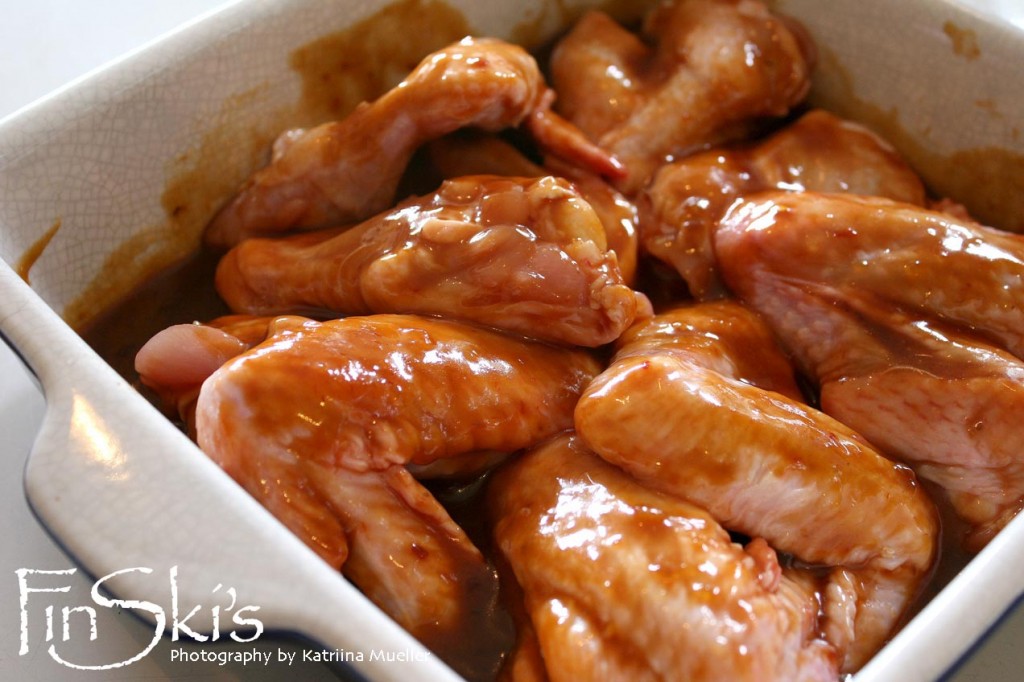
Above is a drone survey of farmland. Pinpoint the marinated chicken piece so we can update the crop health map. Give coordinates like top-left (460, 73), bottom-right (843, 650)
top-left (141, 318), bottom-right (499, 652)
top-left (716, 192), bottom-right (1024, 358)
top-left (550, 0), bottom-right (814, 192)
top-left (206, 37), bottom-right (621, 247)
top-left (602, 300), bottom-right (807, 399)
top-left (142, 309), bottom-right (600, 530)
top-left (215, 175), bottom-right (648, 347)
top-left (137, 314), bottom-right (515, 481)
top-left (305, 462), bottom-right (505, 666)
top-left (194, 312), bottom-right (600, 531)
top-left (817, 307), bottom-right (1024, 553)
top-left (195, 313), bottom-right (601, 471)
top-left (640, 110), bottom-right (927, 298)
top-left (716, 193), bottom-right (1024, 548)
top-left (135, 314), bottom-right (277, 434)
top-left (490, 433), bottom-right (840, 682)
top-left (428, 134), bottom-right (640, 284)
top-left (574, 302), bottom-right (938, 670)
top-left (192, 314), bottom-right (599, 662)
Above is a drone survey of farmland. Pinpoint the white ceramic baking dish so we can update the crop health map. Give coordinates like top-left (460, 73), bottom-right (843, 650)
top-left (1, 0), bottom-right (1022, 680)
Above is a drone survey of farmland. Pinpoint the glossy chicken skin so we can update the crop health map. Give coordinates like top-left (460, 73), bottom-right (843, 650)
top-left (717, 192), bottom-right (1024, 358)
top-left (141, 321), bottom-right (496, 650)
top-left (818, 308), bottom-right (1024, 552)
top-left (205, 37), bottom-right (621, 247)
top-left (136, 322), bottom-right (567, 482)
top-left (427, 134), bottom-right (640, 284)
top-left (192, 314), bottom-right (599, 652)
top-left (195, 311), bottom-right (600, 479)
top-left (544, 158), bottom-right (640, 286)
top-left (298, 461), bottom-right (499, 659)
top-left (550, 0), bottom-right (814, 192)
top-left (490, 433), bottom-right (840, 682)
top-left (574, 302), bottom-right (938, 670)
top-left (641, 110), bottom-right (927, 298)
top-left (215, 175), bottom-right (648, 347)
top-left (716, 192), bottom-right (1024, 548)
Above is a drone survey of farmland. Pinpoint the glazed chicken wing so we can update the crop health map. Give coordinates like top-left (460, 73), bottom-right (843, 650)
top-left (305, 462), bottom-right (508, 668)
top-left (141, 322), bottom-right (500, 655)
top-left (640, 110), bottom-right (928, 298)
top-left (490, 433), bottom-right (840, 682)
top-left (189, 314), bottom-right (599, 664)
top-left (717, 192), bottom-right (1024, 358)
top-left (205, 37), bottom-right (620, 247)
top-left (195, 313), bottom-right (601, 473)
top-left (135, 314), bottom-right (277, 434)
top-left (550, 0), bottom-right (814, 192)
top-left (716, 192), bottom-right (1024, 548)
top-left (215, 175), bottom-right (648, 347)
top-left (817, 308), bottom-right (1024, 552)
top-left (427, 134), bottom-right (640, 284)
top-left (574, 302), bottom-right (938, 671)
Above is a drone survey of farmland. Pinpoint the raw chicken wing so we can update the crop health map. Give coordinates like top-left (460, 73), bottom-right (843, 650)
top-left (302, 462), bottom-right (506, 667)
top-left (640, 110), bottom-right (927, 298)
top-left (196, 312), bottom-right (600, 472)
top-left (215, 175), bottom-right (648, 347)
top-left (574, 302), bottom-right (938, 670)
top-left (550, 0), bottom-right (814, 192)
top-left (490, 433), bottom-right (840, 682)
top-left (192, 314), bottom-right (599, 660)
top-left (206, 37), bottom-right (620, 247)
top-left (716, 192), bottom-right (1024, 548)
top-left (716, 192), bottom-right (1024, 357)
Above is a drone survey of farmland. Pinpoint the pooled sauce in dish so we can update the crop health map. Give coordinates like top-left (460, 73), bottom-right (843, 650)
top-left (82, 248), bottom-right (228, 397)
top-left (290, 0), bottom-right (472, 123)
top-left (79, 0), bottom-right (1024, 680)
top-left (809, 43), bottom-right (1024, 233)
top-left (15, 219), bottom-right (61, 286)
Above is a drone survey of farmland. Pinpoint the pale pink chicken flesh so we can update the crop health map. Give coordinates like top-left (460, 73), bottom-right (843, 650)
top-left (135, 314), bottom-right (275, 434)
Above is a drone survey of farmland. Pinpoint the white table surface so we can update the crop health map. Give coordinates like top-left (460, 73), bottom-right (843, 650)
top-left (1, 1), bottom-right (1022, 681)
